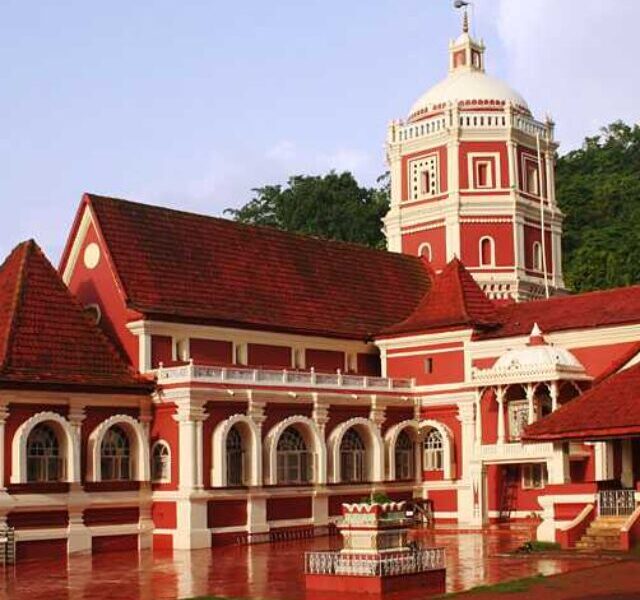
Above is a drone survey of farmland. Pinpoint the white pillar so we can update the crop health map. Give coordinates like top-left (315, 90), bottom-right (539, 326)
top-left (247, 494), bottom-right (269, 540)
top-left (550, 381), bottom-right (559, 412)
top-left (548, 442), bottom-right (570, 485)
top-left (457, 402), bottom-right (475, 481)
top-left (474, 390), bottom-right (482, 449)
top-left (496, 387), bottom-right (505, 445)
top-left (173, 398), bottom-right (210, 550)
top-left (526, 383), bottom-right (535, 425)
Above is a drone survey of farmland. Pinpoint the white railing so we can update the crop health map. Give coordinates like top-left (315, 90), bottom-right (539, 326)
top-left (304, 547), bottom-right (446, 576)
top-left (155, 362), bottom-right (414, 391)
top-left (514, 115), bottom-right (548, 138)
top-left (598, 489), bottom-right (637, 517)
top-left (480, 442), bottom-right (553, 461)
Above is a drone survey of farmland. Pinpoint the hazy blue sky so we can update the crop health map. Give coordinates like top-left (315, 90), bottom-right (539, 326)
top-left (2, 0), bottom-right (639, 261)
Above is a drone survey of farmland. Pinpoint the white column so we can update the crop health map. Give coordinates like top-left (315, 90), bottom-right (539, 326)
top-left (173, 398), bottom-right (210, 550)
top-left (550, 381), bottom-right (559, 412)
top-left (457, 402), bottom-right (475, 481)
top-left (526, 383), bottom-right (535, 425)
top-left (66, 404), bottom-right (92, 554)
top-left (474, 390), bottom-right (482, 449)
top-left (496, 387), bottom-right (505, 445)
top-left (547, 442), bottom-right (570, 485)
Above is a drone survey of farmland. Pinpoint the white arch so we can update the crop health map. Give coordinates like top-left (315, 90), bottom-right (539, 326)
top-left (419, 419), bottom-right (455, 480)
top-left (211, 414), bottom-right (262, 487)
top-left (533, 241), bottom-right (542, 271)
top-left (384, 419), bottom-right (421, 481)
top-left (417, 242), bottom-right (432, 262)
top-left (151, 439), bottom-right (172, 483)
top-left (11, 411), bottom-right (79, 483)
top-left (479, 236), bottom-right (496, 267)
top-left (264, 416), bottom-right (326, 485)
top-left (327, 417), bottom-right (384, 483)
top-left (87, 414), bottom-right (150, 482)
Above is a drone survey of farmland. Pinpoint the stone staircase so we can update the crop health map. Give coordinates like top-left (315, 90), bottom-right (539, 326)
top-left (575, 516), bottom-right (626, 551)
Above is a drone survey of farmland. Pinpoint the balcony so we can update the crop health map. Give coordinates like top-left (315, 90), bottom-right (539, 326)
top-left (479, 441), bottom-right (554, 462)
top-left (155, 362), bottom-right (415, 392)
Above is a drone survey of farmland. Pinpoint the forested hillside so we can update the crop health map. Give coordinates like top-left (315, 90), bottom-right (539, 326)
top-left (556, 121), bottom-right (640, 292)
top-left (227, 121), bottom-right (640, 293)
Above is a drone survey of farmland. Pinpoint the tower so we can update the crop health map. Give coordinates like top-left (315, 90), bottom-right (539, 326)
top-left (383, 13), bottom-right (565, 302)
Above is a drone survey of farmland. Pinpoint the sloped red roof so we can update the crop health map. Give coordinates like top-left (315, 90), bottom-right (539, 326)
top-left (477, 285), bottom-right (640, 340)
top-left (379, 258), bottom-right (499, 336)
top-left (0, 240), bottom-right (151, 392)
top-left (523, 362), bottom-right (640, 441)
top-left (65, 194), bottom-right (431, 340)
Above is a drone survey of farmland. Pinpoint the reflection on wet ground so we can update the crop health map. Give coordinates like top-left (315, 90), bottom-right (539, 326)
top-left (0, 527), bottom-right (612, 600)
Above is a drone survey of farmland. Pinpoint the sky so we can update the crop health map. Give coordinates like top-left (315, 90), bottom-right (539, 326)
top-left (2, 0), bottom-right (639, 262)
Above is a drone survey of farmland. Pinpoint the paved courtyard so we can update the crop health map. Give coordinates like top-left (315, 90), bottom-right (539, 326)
top-left (0, 527), bottom-right (613, 600)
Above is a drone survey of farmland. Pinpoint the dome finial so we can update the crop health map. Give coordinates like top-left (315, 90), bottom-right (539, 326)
top-left (453, 0), bottom-right (471, 33)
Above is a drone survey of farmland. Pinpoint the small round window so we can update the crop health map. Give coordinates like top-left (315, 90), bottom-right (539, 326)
top-left (83, 242), bottom-right (101, 269)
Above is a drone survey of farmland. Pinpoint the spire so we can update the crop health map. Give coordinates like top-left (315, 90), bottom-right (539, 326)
top-left (462, 8), bottom-right (469, 33)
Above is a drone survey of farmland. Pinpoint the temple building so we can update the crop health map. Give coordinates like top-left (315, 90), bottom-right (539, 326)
top-left (0, 15), bottom-right (639, 559)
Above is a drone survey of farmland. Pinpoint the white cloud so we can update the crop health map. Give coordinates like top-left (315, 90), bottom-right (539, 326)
top-left (491, 0), bottom-right (640, 150)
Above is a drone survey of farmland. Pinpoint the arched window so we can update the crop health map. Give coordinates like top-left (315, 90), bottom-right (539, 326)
top-left (423, 429), bottom-right (443, 471)
top-left (276, 427), bottom-right (312, 484)
top-left (151, 441), bottom-right (171, 483)
top-left (533, 242), bottom-right (542, 271)
top-left (26, 424), bottom-right (63, 482)
top-left (226, 426), bottom-right (244, 486)
top-left (340, 428), bottom-right (366, 483)
top-left (479, 236), bottom-right (495, 266)
top-left (418, 243), bottom-right (432, 261)
top-left (101, 425), bottom-right (131, 481)
top-left (394, 430), bottom-right (414, 481)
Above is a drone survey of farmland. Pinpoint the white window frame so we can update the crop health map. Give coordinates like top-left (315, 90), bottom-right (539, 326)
top-left (467, 152), bottom-right (500, 191)
top-left (151, 440), bottom-right (171, 483)
top-left (478, 236), bottom-right (496, 267)
top-left (417, 242), bottom-right (432, 261)
top-left (522, 463), bottom-right (547, 490)
top-left (532, 241), bottom-right (543, 271)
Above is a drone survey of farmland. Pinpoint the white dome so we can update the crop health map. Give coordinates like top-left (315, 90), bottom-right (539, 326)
top-left (409, 70), bottom-right (529, 118)
top-left (493, 344), bottom-right (584, 373)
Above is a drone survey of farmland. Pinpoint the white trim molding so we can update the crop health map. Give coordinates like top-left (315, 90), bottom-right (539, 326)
top-left (87, 414), bottom-right (150, 482)
top-left (11, 411), bottom-right (80, 484)
top-left (211, 414), bottom-right (262, 487)
top-left (263, 416), bottom-right (326, 485)
top-left (327, 417), bottom-right (385, 484)
top-left (419, 419), bottom-right (455, 480)
top-left (384, 419), bottom-right (421, 481)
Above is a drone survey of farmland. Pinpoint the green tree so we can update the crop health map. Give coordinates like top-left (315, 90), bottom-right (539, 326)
top-left (224, 171), bottom-right (389, 249)
top-left (557, 121), bottom-right (640, 292)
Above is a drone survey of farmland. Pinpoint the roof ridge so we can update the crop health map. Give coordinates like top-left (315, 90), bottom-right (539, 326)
top-left (85, 193), bottom-right (420, 263)
top-left (0, 240), bottom-right (34, 373)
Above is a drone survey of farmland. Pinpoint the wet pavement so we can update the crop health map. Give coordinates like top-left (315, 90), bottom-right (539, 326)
top-left (0, 527), bottom-right (613, 600)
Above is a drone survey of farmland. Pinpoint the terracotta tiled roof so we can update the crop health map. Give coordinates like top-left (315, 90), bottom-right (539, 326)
top-left (0, 240), bottom-right (151, 392)
top-left (477, 285), bottom-right (640, 340)
top-left (523, 362), bottom-right (640, 441)
top-left (379, 258), bottom-right (499, 336)
top-left (73, 194), bottom-right (431, 340)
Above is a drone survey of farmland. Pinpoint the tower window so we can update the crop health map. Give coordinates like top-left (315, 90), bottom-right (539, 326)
top-left (526, 162), bottom-right (539, 195)
top-left (418, 243), bottom-right (432, 262)
top-left (420, 171), bottom-right (430, 195)
top-left (533, 241), bottom-right (543, 271)
top-left (410, 155), bottom-right (439, 200)
top-left (424, 358), bottom-right (433, 374)
top-left (475, 161), bottom-right (492, 188)
top-left (479, 237), bottom-right (495, 267)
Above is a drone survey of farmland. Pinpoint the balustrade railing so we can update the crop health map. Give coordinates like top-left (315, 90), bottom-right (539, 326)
top-left (304, 548), bottom-right (445, 577)
top-left (156, 362), bottom-right (414, 391)
top-left (598, 489), bottom-right (636, 517)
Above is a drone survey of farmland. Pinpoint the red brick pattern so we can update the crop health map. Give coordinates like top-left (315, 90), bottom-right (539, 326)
top-left (0, 240), bottom-right (151, 391)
